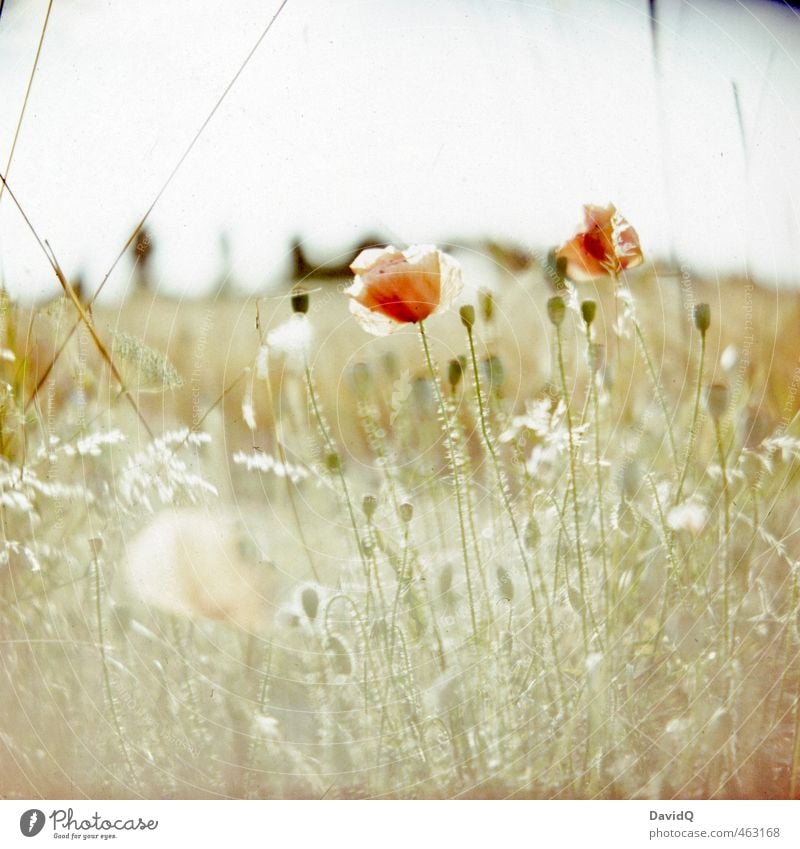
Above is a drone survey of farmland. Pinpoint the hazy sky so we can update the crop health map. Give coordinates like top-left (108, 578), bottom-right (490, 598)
top-left (1, 0), bottom-right (799, 301)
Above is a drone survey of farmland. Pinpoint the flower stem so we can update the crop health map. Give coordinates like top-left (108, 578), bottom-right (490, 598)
top-left (675, 331), bottom-right (706, 502)
top-left (304, 361), bottom-right (371, 598)
top-left (715, 418), bottom-right (732, 657)
top-left (555, 322), bottom-right (593, 651)
top-left (631, 317), bottom-right (679, 472)
top-left (585, 325), bottom-right (610, 624)
top-left (418, 320), bottom-right (480, 643)
top-left (465, 323), bottom-right (564, 696)
top-left (93, 547), bottom-right (138, 790)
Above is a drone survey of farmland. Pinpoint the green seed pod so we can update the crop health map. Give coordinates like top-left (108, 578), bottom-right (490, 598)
top-left (581, 299), bottom-right (597, 326)
top-left (362, 494), bottom-right (377, 520)
top-left (399, 502), bottom-right (414, 524)
top-left (588, 342), bottom-right (606, 375)
top-left (693, 303), bottom-right (711, 334)
top-left (325, 452), bottom-right (341, 473)
top-left (479, 288), bottom-right (495, 323)
top-left (351, 361), bottom-right (372, 393)
top-left (448, 358), bottom-right (463, 391)
top-left (496, 566), bottom-right (514, 602)
top-left (326, 635), bottom-right (352, 676)
top-left (459, 304), bottom-right (476, 330)
top-left (300, 585), bottom-right (319, 621)
top-left (291, 290), bottom-right (310, 314)
top-left (482, 355), bottom-right (505, 394)
top-left (705, 383), bottom-right (729, 421)
top-left (547, 296), bottom-right (566, 327)
top-left (382, 350), bottom-right (399, 380)
top-left (555, 256), bottom-right (568, 288)
top-left (438, 563), bottom-right (453, 597)
top-left (524, 518), bottom-right (541, 550)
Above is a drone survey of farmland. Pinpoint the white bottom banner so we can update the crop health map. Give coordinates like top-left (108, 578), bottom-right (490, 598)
top-left (1, 800), bottom-right (797, 848)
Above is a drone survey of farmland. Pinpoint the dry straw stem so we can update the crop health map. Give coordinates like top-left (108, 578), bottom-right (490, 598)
top-left (18, 0), bottom-right (292, 415)
top-left (0, 172), bottom-right (153, 436)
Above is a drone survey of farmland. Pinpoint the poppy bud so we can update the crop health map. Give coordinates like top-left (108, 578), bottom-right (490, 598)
top-left (479, 288), bottom-right (495, 323)
top-left (581, 299), bottom-right (597, 326)
top-left (291, 290), bottom-right (310, 314)
top-left (459, 304), bottom-right (476, 330)
top-left (693, 303), bottom-right (711, 334)
top-left (399, 502), bottom-right (414, 524)
top-left (301, 585), bottom-right (319, 621)
top-left (448, 358), bottom-right (464, 391)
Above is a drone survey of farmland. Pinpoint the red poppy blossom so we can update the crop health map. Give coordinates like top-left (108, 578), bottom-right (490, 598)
top-left (346, 245), bottom-right (463, 335)
top-left (556, 204), bottom-right (644, 282)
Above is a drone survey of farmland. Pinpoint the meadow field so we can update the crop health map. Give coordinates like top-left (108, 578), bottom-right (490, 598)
top-left (1, 248), bottom-right (800, 799)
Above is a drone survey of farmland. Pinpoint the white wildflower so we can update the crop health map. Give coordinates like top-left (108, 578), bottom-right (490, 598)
top-left (500, 398), bottom-right (564, 443)
top-left (75, 429), bottom-right (126, 457)
top-left (762, 435), bottom-right (800, 464)
top-left (255, 345), bottom-right (270, 380)
top-left (242, 368), bottom-right (257, 431)
top-left (232, 450), bottom-right (308, 483)
top-left (119, 429), bottom-right (217, 512)
top-left (254, 714), bottom-right (280, 739)
top-left (266, 314), bottom-right (311, 371)
top-left (667, 499), bottom-right (708, 535)
top-left (720, 344), bottom-right (739, 373)
top-left (613, 286), bottom-right (635, 338)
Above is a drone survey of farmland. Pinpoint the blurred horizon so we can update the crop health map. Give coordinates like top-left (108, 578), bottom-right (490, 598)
top-left (1, 0), bottom-right (799, 302)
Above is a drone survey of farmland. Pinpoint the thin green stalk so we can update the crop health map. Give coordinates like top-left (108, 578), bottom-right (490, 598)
top-left (304, 360), bottom-right (370, 593)
top-left (418, 321), bottom-right (479, 644)
top-left (447, 392), bottom-right (491, 613)
top-left (585, 326), bottom-right (610, 623)
top-left (646, 474), bottom-right (681, 657)
top-left (555, 322), bottom-right (592, 652)
top-left (94, 549), bottom-right (138, 791)
top-left (631, 317), bottom-right (679, 471)
top-left (465, 324), bottom-right (565, 700)
top-left (266, 362), bottom-right (320, 581)
top-left (715, 419), bottom-right (732, 658)
top-left (790, 695), bottom-right (800, 799)
top-left (676, 331), bottom-right (706, 502)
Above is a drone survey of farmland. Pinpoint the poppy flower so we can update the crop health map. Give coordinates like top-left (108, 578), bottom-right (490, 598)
top-left (556, 204), bottom-right (644, 282)
top-left (346, 244), bottom-right (463, 335)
